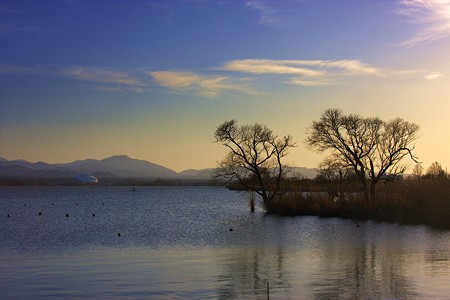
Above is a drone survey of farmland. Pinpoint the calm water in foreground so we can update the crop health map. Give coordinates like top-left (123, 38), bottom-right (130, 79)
top-left (0, 186), bottom-right (449, 299)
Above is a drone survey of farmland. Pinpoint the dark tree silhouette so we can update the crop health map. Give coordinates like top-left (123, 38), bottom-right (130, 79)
top-left (425, 161), bottom-right (447, 179)
top-left (214, 120), bottom-right (296, 210)
top-left (305, 108), bottom-right (420, 208)
top-left (316, 157), bottom-right (354, 201)
top-left (411, 163), bottom-right (424, 179)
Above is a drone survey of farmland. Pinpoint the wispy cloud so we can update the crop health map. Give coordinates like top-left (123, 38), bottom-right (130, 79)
top-left (151, 59), bottom-right (436, 95)
top-left (150, 71), bottom-right (256, 97)
top-left (220, 59), bottom-right (386, 86)
top-left (246, 0), bottom-right (281, 26)
top-left (220, 59), bottom-right (324, 77)
top-left (63, 67), bottom-right (147, 92)
top-left (0, 65), bottom-right (39, 74)
top-left (424, 71), bottom-right (443, 80)
top-left (397, 0), bottom-right (450, 47)
top-left (391, 68), bottom-right (444, 80)
top-left (1, 61), bottom-right (442, 97)
top-left (1, 65), bottom-right (149, 93)
top-left (287, 78), bottom-right (332, 87)
top-left (316, 60), bottom-right (384, 76)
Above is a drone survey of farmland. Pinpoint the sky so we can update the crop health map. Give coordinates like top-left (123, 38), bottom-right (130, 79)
top-left (1, 0), bottom-right (449, 172)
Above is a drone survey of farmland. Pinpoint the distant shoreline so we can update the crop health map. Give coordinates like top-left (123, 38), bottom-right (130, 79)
top-left (0, 177), bottom-right (220, 187)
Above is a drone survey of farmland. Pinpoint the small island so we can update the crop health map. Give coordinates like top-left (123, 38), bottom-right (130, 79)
top-left (214, 109), bottom-right (450, 229)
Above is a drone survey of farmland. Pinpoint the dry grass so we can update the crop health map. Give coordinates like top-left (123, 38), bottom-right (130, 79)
top-left (266, 177), bottom-right (450, 228)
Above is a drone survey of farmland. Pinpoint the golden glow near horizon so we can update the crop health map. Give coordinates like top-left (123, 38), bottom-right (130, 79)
top-left (0, 0), bottom-right (449, 173)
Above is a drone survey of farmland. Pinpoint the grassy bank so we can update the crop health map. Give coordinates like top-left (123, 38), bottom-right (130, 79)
top-left (264, 177), bottom-right (450, 229)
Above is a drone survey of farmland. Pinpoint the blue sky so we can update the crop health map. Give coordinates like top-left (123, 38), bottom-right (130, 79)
top-left (1, 0), bottom-right (449, 172)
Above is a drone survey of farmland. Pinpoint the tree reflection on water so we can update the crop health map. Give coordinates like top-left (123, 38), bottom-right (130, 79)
top-left (215, 246), bottom-right (290, 299)
top-left (212, 218), bottom-right (449, 299)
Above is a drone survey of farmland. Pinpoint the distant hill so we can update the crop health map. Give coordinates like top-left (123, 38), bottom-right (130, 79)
top-left (0, 155), bottom-right (318, 181)
top-left (0, 155), bottom-right (176, 180)
top-left (56, 155), bottom-right (178, 178)
top-left (290, 167), bottom-right (318, 179)
top-left (177, 168), bottom-right (216, 180)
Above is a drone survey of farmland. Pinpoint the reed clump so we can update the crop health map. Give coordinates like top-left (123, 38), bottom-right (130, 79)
top-left (264, 176), bottom-right (450, 228)
top-left (394, 177), bottom-right (450, 227)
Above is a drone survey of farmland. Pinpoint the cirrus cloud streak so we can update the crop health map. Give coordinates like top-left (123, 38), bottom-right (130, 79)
top-left (221, 59), bottom-right (384, 76)
top-left (62, 66), bottom-right (148, 92)
top-left (1, 60), bottom-right (442, 97)
top-left (151, 58), bottom-right (442, 95)
top-left (397, 0), bottom-right (450, 47)
top-left (150, 70), bottom-right (257, 97)
top-left (219, 59), bottom-right (390, 86)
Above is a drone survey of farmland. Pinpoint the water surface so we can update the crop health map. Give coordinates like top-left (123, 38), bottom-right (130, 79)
top-left (1, 186), bottom-right (449, 299)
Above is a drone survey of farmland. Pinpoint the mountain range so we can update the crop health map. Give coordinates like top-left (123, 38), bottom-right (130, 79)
top-left (0, 155), bottom-right (317, 181)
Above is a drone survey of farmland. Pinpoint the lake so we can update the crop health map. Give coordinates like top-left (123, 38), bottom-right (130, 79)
top-left (1, 186), bottom-right (449, 299)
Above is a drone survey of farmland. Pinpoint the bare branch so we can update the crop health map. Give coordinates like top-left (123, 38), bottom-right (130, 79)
top-left (215, 120), bottom-right (296, 208)
top-left (305, 109), bottom-right (420, 205)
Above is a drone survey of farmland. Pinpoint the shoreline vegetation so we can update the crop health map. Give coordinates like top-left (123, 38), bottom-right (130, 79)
top-left (263, 176), bottom-right (450, 230)
top-left (225, 172), bottom-right (450, 229)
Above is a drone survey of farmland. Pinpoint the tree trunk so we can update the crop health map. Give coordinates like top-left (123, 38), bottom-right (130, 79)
top-left (363, 186), bottom-right (370, 211)
top-left (369, 180), bottom-right (377, 206)
top-left (255, 169), bottom-right (273, 211)
top-left (356, 169), bottom-right (371, 210)
top-left (261, 191), bottom-right (272, 211)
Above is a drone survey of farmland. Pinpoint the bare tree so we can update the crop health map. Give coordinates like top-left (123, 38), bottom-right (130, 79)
top-left (411, 163), bottom-right (424, 179)
top-left (425, 161), bottom-right (447, 179)
top-left (316, 157), bottom-right (353, 201)
top-left (214, 120), bottom-right (296, 210)
top-left (305, 108), bottom-right (420, 208)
